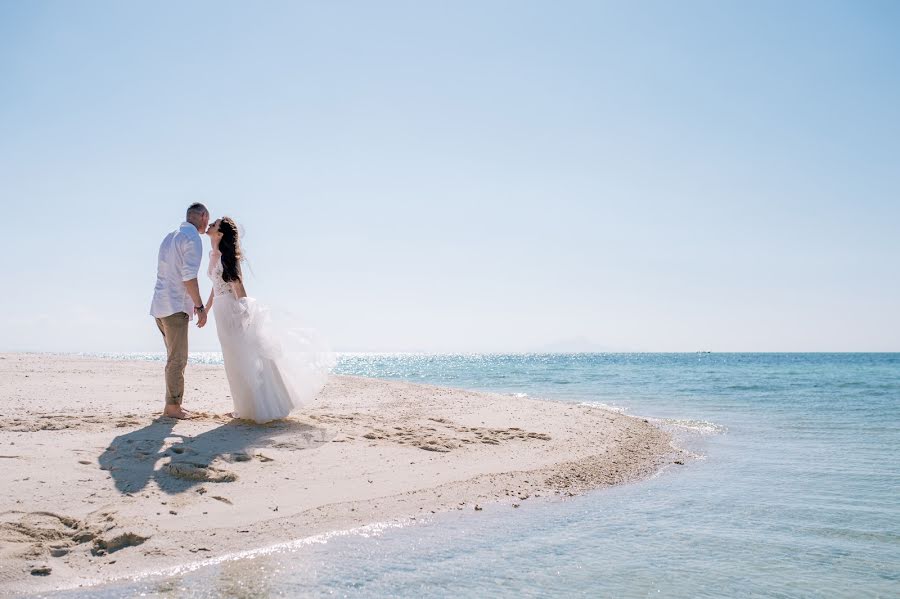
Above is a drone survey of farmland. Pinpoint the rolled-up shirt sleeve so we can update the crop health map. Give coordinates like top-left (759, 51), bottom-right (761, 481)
top-left (180, 233), bottom-right (202, 281)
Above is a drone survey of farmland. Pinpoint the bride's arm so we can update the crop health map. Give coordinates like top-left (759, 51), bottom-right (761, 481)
top-left (205, 288), bottom-right (214, 313)
top-left (230, 279), bottom-right (248, 299)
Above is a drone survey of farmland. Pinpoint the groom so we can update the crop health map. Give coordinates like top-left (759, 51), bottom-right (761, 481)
top-left (150, 203), bottom-right (209, 419)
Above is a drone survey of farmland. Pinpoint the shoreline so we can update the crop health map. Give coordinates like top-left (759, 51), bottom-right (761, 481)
top-left (0, 353), bottom-right (684, 596)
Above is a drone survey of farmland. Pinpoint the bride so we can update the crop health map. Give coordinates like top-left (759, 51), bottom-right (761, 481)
top-left (204, 216), bottom-right (333, 423)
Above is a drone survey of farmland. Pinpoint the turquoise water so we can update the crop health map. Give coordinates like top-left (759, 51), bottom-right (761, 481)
top-left (52, 353), bottom-right (899, 597)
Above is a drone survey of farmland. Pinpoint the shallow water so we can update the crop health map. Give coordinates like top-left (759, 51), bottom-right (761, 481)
top-left (54, 353), bottom-right (900, 597)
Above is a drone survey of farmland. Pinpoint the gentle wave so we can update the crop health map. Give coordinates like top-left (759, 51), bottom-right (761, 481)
top-left (53, 517), bottom-right (422, 592)
top-left (652, 417), bottom-right (728, 436)
top-left (579, 401), bottom-right (629, 414)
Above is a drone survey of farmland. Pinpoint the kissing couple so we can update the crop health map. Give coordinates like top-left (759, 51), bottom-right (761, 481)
top-left (149, 203), bottom-right (334, 422)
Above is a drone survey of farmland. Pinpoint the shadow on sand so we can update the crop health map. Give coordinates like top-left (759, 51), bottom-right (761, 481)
top-left (98, 416), bottom-right (332, 495)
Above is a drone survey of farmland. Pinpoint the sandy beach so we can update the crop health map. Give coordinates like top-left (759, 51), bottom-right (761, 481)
top-left (0, 353), bottom-right (681, 595)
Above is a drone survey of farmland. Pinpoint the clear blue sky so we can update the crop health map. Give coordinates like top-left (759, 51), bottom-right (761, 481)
top-left (2, 1), bottom-right (898, 352)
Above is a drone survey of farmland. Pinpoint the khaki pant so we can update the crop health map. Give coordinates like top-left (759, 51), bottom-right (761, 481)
top-left (155, 312), bottom-right (189, 406)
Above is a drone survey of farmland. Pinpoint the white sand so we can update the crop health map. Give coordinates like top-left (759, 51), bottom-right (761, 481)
top-left (0, 353), bottom-right (682, 595)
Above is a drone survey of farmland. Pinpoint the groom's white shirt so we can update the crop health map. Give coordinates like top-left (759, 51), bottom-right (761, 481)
top-left (150, 222), bottom-right (203, 319)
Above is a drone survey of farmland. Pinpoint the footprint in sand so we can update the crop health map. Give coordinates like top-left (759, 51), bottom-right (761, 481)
top-left (358, 420), bottom-right (551, 452)
top-left (91, 532), bottom-right (149, 556)
top-left (221, 452), bottom-right (252, 462)
top-left (0, 511), bottom-right (150, 560)
top-left (162, 463), bottom-right (237, 482)
top-left (1, 414), bottom-right (143, 433)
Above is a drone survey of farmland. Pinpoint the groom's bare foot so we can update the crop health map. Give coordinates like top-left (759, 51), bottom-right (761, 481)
top-left (163, 406), bottom-right (190, 419)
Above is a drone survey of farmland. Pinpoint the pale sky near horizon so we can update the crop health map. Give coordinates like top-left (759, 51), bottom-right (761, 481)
top-left (1, 1), bottom-right (898, 353)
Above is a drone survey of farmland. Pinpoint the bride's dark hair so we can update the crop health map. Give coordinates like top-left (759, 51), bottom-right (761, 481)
top-left (219, 217), bottom-right (243, 282)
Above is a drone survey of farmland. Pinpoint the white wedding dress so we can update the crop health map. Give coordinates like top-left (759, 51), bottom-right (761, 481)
top-left (208, 251), bottom-right (334, 423)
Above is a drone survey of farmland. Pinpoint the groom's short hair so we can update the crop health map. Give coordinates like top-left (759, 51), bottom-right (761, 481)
top-left (186, 202), bottom-right (208, 220)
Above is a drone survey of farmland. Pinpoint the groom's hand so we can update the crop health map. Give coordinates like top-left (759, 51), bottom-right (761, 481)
top-left (197, 310), bottom-right (208, 328)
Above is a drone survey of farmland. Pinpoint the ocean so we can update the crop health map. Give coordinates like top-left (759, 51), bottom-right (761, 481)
top-left (48, 353), bottom-right (899, 598)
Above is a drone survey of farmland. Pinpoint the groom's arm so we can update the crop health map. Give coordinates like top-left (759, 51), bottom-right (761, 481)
top-left (182, 278), bottom-right (203, 308)
top-left (183, 278), bottom-right (207, 327)
top-left (180, 233), bottom-right (206, 326)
